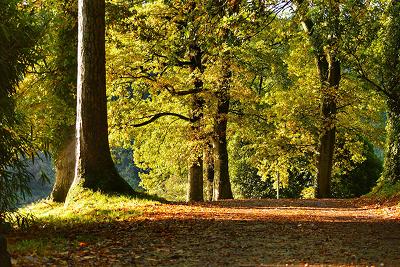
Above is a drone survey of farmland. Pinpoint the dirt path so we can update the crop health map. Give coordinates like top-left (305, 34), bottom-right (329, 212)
top-left (11, 199), bottom-right (400, 266)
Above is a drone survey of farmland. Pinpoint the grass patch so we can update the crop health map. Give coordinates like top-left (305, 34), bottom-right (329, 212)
top-left (19, 188), bottom-right (160, 227)
top-left (8, 189), bottom-right (161, 256)
top-left (9, 237), bottom-right (70, 256)
top-left (367, 181), bottom-right (400, 204)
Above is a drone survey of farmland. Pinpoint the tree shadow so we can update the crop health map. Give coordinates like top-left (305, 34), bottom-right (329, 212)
top-left (190, 198), bottom-right (361, 209)
top-left (8, 202), bottom-right (400, 266)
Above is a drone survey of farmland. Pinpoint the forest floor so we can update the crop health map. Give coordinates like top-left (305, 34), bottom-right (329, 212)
top-left (8, 198), bottom-right (400, 266)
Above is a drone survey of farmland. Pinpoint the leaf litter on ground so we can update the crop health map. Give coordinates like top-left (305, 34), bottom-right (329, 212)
top-left (7, 197), bottom-right (400, 266)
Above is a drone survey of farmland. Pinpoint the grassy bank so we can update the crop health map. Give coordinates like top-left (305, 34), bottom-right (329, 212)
top-left (8, 190), bottom-right (160, 259)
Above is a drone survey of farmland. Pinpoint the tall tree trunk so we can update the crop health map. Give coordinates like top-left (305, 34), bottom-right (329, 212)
top-left (50, 129), bottom-right (75, 202)
top-left (69, 0), bottom-right (133, 195)
top-left (316, 56), bottom-right (340, 198)
top-left (187, 94), bottom-right (204, 202)
top-left (186, 44), bottom-right (204, 202)
top-left (48, 0), bottom-right (78, 202)
top-left (213, 58), bottom-right (233, 200)
top-left (0, 235), bottom-right (11, 267)
top-left (204, 142), bottom-right (214, 201)
top-left (300, 3), bottom-right (341, 198)
top-left (381, 100), bottom-right (400, 184)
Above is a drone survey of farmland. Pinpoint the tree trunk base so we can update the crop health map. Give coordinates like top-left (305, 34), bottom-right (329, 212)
top-left (0, 235), bottom-right (11, 267)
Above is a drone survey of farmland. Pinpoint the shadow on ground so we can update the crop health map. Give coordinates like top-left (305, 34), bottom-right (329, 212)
top-left (9, 199), bottom-right (400, 266)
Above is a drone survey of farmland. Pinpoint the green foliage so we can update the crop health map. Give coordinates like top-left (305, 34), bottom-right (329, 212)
top-left (19, 154), bottom-right (54, 205)
top-left (7, 0), bottom-right (392, 202)
top-left (17, 0), bottom-right (77, 154)
top-left (0, 0), bottom-right (44, 216)
top-left (229, 136), bottom-right (275, 198)
top-left (111, 147), bottom-right (144, 190)
top-left (331, 140), bottom-right (383, 198)
top-left (102, 0), bottom-right (388, 200)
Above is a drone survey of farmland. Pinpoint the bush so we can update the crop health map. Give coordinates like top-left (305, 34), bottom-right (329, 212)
top-left (331, 141), bottom-right (382, 198)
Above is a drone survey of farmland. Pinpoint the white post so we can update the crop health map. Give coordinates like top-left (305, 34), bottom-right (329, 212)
top-left (276, 171), bottom-right (280, 199)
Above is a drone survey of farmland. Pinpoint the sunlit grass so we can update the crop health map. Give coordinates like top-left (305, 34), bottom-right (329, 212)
top-left (7, 189), bottom-right (162, 258)
top-left (369, 180), bottom-right (400, 200)
top-left (19, 189), bottom-right (160, 227)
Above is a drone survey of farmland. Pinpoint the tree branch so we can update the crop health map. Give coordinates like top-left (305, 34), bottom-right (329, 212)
top-left (163, 84), bottom-right (203, 96)
top-left (132, 112), bottom-right (194, 127)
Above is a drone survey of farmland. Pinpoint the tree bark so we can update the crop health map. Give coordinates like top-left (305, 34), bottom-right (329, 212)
top-left (381, 100), bottom-right (400, 184)
top-left (204, 142), bottom-right (214, 201)
top-left (0, 235), bottom-right (11, 267)
top-left (187, 93), bottom-right (204, 202)
top-left (213, 58), bottom-right (233, 200)
top-left (187, 156), bottom-right (203, 202)
top-left (50, 129), bottom-right (75, 202)
top-left (186, 44), bottom-right (205, 202)
top-left (70, 0), bottom-right (133, 194)
top-left (316, 55), bottom-right (340, 198)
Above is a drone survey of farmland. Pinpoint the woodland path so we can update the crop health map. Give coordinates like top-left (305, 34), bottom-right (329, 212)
top-left (11, 199), bottom-right (400, 266)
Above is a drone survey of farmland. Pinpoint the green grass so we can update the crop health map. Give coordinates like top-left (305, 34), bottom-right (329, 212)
top-left (8, 189), bottom-right (161, 257)
top-left (367, 180), bottom-right (400, 204)
top-left (19, 188), bottom-right (160, 227)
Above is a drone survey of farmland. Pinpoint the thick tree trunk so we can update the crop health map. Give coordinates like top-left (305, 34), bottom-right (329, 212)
top-left (204, 142), bottom-right (214, 201)
top-left (50, 130), bottom-right (75, 202)
top-left (70, 0), bottom-right (133, 194)
top-left (316, 56), bottom-right (340, 198)
top-left (0, 235), bottom-right (11, 267)
top-left (213, 60), bottom-right (233, 200)
top-left (381, 101), bottom-right (400, 184)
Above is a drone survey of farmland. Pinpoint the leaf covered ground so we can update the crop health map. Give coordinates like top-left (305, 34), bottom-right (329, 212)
top-left (7, 198), bottom-right (400, 266)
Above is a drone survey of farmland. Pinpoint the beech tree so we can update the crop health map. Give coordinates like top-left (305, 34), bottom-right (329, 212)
top-left (68, 0), bottom-right (133, 196)
top-left (295, 0), bottom-right (342, 198)
top-left (48, 1), bottom-right (77, 202)
top-left (16, 0), bottom-right (78, 202)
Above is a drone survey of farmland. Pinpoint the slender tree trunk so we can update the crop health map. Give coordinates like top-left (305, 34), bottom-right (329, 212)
top-left (48, 1), bottom-right (78, 202)
top-left (186, 44), bottom-right (205, 202)
top-left (204, 142), bottom-right (214, 201)
top-left (381, 100), bottom-right (400, 183)
top-left (69, 0), bottom-right (133, 195)
top-left (316, 56), bottom-right (340, 198)
top-left (300, 4), bottom-right (341, 198)
top-left (187, 94), bottom-right (204, 202)
top-left (0, 235), bottom-right (11, 267)
top-left (210, 0), bottom-right (239, 199)
top-left (50, 129), bottom-right (75, 202)
top-left (187, 156), bottom-right (203, 202)
top-left (213, 58), bottom-right (233, 200)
